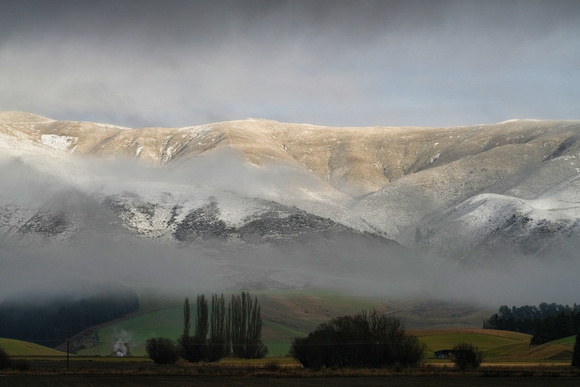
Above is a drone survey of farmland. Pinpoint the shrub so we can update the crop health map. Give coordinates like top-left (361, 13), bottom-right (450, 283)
top-left (290, 309), bottom-right (425, 368)
top-left (264, 359), bottom-right (281, 371)
top-left (0, 346), bottom-right (11, 370)
top-left (571, 331), bottom-right (580, 368)
top-left (145, 337), bottom-right (179, 365)
top-left (450, 342), bottom-right (484, 371)
top-left (11, 359), bottom-right (31, 371)
top-left (178, 335), bottom-right (206, 363)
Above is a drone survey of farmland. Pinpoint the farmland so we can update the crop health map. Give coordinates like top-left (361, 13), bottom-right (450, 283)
top-left (1, 356), bottom-right (580, 387)
top-left (74, 290), bottom-right (492, 357)
top-left (0, 339), bottom-right (65, 357)
top-left (410, 329), bottom-right (574, 363)
top-left (2, 329), bottom-right (579, 386)
top-left (3, 328), bottom-right (575, 364)
top-left (2, 291), bottom-right (578, 385)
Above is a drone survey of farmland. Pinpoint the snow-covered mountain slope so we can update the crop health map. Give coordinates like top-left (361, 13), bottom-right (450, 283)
top-left (1, 111), bottom-right (580, 296)
top-left (414, 192), bottom-right (580, 262)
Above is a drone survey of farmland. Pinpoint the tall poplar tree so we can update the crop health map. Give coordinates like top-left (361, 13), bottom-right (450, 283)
top-left (183, 297), bottom-right (191, 338)
top-left (207, 293), bottom-right (229, 361)
top-left (195, 295), bottom-right (208, 342)
top-left (180, 295), bottom-right (206, 362)
top-left (229, 292), bottom-right (267, 358)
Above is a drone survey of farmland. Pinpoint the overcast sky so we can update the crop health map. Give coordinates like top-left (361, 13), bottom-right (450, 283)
top-left (1, 0), bottom-right (579, 128)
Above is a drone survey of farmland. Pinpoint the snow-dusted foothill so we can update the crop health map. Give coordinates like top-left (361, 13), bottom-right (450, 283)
top-left (1, 112), bottom-right (580, 303)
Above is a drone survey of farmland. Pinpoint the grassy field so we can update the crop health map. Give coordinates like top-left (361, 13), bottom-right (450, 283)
top-left (2, 291), bottom-right (577, 384)
top-left (409, 328), bottom-right (574, 363)
top-left (74, 290), bottom-right (492, 357)
top-left (0, 338), bottom-right (66, 357)
top-left (1, 335), bottom-right (579, 386)
top-left (77, 305), bottom-right (183, 356)
top-left (5, 290), bottom-right (570, 362)
top-left (5, 328), bottom-right (574, 365)
top-left (76, 289), bottom-right (384, 357)
top-left (554, 335), bottom-right (576, 345)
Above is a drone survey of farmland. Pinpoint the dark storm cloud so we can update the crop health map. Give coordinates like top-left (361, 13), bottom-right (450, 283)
top-left (1, 0), bottom-right (579, 127)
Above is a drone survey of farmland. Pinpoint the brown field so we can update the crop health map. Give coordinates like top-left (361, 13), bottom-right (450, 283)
top-left (2, 327), bottom-right (578, 385)
top-left (1, 375), bottom-right (580, 387)
top-left (2, 357), bottom-right (580, 386)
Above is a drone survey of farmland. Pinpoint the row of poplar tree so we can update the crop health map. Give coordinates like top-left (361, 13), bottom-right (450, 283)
top-left (148, 292), bottom-right (268, 364)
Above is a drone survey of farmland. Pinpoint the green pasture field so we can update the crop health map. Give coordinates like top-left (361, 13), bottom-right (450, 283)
top-left (554, 335), bottom-right (576, 345)
top-left (410, 328), bottom-right (574, 363)
top-left (77, 305), bottom-right (182, 356)
top-left (7, 328), bottom-right (571, 365)
top-left (78, 289), bottom-right (381, 357)
top-left (4, 289), bottom-right (573, 364)
top-left (411, 329), bottom-right (532, 356)
top-left (0, 338), bottom-right (66, 357)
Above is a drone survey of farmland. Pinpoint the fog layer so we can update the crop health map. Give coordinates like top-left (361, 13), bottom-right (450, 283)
top-left (1, 150), bottom-right (578, 307)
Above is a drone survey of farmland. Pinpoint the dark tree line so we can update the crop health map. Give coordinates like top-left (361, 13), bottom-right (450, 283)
top-left (483, 303), bottom-right (580, 345)
top-left (290, 309), bottom-right (425, 368)
top-left (149, 292), bottom-right (267, 364)
top-left (530, 310), bottom-right (580, 345)
top-left (0, 285), bottom-right (139, 348)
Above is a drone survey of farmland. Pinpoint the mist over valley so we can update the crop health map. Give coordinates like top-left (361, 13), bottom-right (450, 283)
top-left (1, 111), bottom-right (579, 314)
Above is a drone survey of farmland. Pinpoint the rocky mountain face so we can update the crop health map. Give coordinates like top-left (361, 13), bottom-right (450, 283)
top-left (1, 111), bottom-right (579, 296)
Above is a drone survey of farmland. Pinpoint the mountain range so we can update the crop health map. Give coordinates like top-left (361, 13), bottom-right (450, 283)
top-left (1, 111), bottom-right (579, 301)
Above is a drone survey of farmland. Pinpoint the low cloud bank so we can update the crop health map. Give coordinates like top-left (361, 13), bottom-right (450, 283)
top-left (1, 228), bottom-right (578, 309)
top-left (0, 151), bottom-right (578, 308)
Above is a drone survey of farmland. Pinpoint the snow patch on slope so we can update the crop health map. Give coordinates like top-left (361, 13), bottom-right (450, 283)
top-left (420, 194), bottom-right (527, 256)
top-left (41, 134), bottom-right (77, 151)
top-left (418, 190), bottom-right (580, 260)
